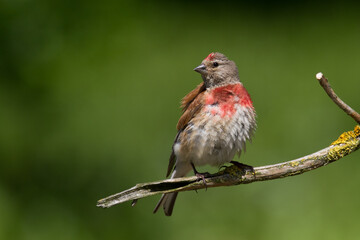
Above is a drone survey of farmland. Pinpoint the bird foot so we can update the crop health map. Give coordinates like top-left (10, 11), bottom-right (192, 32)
top-left (191, 163), bottom-right (210, 189)
top-left (230, 161), bottom-right (255, 175)
top-left (195, 172), bottom-right (211, 186)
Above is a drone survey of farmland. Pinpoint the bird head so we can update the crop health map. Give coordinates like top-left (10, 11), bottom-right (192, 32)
top-left (194, 52), bottom-right (239, 88)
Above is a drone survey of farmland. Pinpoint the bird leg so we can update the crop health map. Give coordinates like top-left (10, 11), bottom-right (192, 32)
top-left (191, 163), bottom-right (210, 187)
top-left (230, 161), bottom-right (255, 175)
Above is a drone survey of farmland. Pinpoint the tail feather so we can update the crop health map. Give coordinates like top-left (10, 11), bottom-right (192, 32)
top-left (163, 192), bottom-right (178, 216)
top-left (153, 192), bottom-right (178, 216)
top-left (153, 163), bottom-right (191, 216)
top-left (153, 194), bottom-right (165, 214)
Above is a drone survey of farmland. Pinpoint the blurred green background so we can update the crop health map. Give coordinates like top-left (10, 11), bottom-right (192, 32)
top-left (1, 0), bottom-right (359, 239)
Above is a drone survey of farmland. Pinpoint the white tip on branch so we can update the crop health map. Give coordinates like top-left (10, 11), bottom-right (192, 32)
top-left (316, 72), bottom-right (323, 80)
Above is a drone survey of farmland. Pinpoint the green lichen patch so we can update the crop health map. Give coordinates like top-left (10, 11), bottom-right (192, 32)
top-left (222, 165), bottom-right (244, 177)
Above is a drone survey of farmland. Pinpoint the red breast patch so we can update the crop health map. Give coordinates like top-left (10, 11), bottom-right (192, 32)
top-left (205, 84), bottom-right (253, 117)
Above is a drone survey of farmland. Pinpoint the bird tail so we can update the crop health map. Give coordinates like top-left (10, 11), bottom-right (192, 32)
top-left (153, 164), bottom-right (190, 216)
top-left (153, 191), bottom-right (178, 216)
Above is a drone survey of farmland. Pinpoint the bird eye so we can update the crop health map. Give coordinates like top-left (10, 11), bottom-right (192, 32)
top-left (213, 62), bottom-right (219, 67)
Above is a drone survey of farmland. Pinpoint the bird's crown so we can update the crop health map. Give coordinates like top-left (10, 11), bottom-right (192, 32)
top-left (203, 52), bottom-right (228, 62)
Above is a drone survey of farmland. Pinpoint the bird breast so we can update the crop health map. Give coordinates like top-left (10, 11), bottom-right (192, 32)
top-left (174, 83), bottom-right (256, 167)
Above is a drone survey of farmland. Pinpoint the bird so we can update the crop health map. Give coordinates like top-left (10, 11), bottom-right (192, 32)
top-left (153, 52), bottom-right (256, 216)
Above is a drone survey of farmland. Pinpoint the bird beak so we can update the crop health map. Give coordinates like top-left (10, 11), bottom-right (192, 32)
top-left (194, 64), bottom-right (206, 74)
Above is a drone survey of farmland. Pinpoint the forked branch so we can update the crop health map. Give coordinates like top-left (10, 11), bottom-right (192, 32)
top-left (97, 73), bottom-right (360, 209)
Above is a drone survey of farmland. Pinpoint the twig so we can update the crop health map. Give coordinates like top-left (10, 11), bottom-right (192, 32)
top-left (97, 72), bottom-right (360, 209)
top-left (316, 72), bottom-right (360, 124)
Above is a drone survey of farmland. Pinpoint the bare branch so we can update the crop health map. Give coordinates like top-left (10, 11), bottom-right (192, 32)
top-left (316, 72), bottom-right (360, 124)
top-left (97, 73), bottom-right (360, 209)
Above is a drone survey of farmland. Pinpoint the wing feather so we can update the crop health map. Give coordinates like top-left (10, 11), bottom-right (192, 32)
top-left (180, 82), bottom-right (206, 112)
top-left (177, 83), bottom-right (206, 131)
top-left (166, 82), bottom-right (206, 176)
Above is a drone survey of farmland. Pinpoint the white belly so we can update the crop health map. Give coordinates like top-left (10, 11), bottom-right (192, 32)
top-left (174, 104), bottom-right (256, 167)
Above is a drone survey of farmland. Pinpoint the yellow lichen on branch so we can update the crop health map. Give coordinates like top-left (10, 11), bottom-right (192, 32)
top-left (329, 125), bottom-right (360, 161)
top-left (331, 125), bottom-right (360, 146)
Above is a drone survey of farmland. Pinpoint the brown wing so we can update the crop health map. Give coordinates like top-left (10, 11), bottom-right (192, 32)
top-left (177, 82), bottom-right (206, 131)
top-left (180, 82), bottom-right (206, 112)
top-left (166, 83), bottom-right (206, 177)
